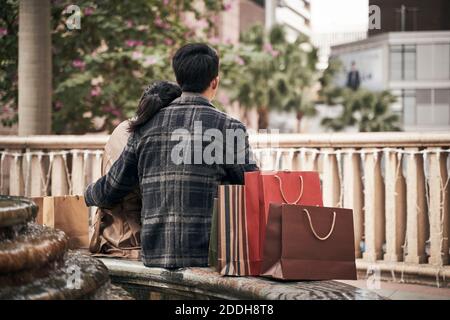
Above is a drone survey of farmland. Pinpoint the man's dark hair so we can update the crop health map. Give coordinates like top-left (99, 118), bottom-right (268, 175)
top-left (172, 43), bottom-right (219, 93)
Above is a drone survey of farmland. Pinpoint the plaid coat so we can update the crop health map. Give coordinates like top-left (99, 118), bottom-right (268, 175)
top-left (85, 93), bottom-right (258, 268)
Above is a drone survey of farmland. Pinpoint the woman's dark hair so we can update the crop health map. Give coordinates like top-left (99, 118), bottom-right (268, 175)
top-left (128, 81), bottom-right (181, 133)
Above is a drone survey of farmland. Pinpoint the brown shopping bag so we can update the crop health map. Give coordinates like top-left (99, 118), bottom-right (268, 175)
top-left (217, 185), bottom-right (260, 276)
top-left (33, 195), bottom-right (89, 249)
top-left (261, 204), bottom-right (357, 280)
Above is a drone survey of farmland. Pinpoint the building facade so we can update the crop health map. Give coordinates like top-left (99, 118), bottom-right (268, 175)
top-left (369, 0), bottom-right (450, 36)
top-left (331, 31), bottom-right (450, 131)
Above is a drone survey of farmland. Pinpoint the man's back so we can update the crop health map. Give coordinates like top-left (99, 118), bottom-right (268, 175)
top-left (127, 93), bottom-right (256, 267)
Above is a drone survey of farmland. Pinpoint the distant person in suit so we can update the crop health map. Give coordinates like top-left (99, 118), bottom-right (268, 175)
top-left (346, 61), bottom-right (360, 91)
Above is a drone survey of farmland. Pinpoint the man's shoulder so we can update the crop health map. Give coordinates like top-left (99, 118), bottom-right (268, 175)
top-left (207, 106), bottom-right (246, 128)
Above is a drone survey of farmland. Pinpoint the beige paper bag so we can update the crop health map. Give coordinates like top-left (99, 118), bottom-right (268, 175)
top-left (33, 195), bottom-right (89, 249)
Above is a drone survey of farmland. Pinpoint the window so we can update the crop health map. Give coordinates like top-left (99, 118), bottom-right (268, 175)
top-left (416, 89), bottom-right (433, 125)
top-left (434, 89), bottom-right (450, 126)
top-left (417, 44), bottom-right (450, 80)
top-left (390, 45), bottom-right (416, 81)
top-left (402, 90), bottom-right (416, 126)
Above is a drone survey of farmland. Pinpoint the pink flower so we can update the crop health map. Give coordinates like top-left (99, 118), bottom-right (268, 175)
top-left (224, 3), bottom-right (232, 11)
top-left (72, 59), bottom-right (86, 70)
top-left (163, 0), bottom-right (170, 5)
top-left (143, 55), bottom-right (157, 67)
top-left (125, 40), bottom-right (136, 47)
top-left (125, 20), bottom-right (133, 28)
top-left (111, 109), bottom-right (121, 117)
top-left (90, 86), bottom-right (102, 97)
top-left (235, 56), bottom-right (245, 65)
top-left (218, 93), bottom-right (230, 106)
top-left (154, 16), bottom-right (164, 28)
top-left (196, 19), bottom-right (209, 29)
top-left (125, 40), bottom-right (143, 47)
top-left (102, 105), bottom-right (121, 117)
top-left (164, 38), bottom-right (174, 46)
top-left (263, 43), bottom-right (280, 57)
top-left (209, 36), bottom-right (220, 45)
top-left (84, 7), bottom-right (94, 16)
top-left (0, 28), bottom-right (7, 37)
top-left (263, 43), bottom-right (273, 53)
top-left (132, 51), bottom-right (143, 60)
top-left (54, 101), bottom-right (63, 111)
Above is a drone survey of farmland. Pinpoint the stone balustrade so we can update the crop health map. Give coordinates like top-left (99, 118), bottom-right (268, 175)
top-left (0, 132), bottom-right (449, 287)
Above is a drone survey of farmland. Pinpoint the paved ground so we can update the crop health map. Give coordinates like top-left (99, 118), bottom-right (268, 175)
top-left (339, 280), bottom-right (450, 300)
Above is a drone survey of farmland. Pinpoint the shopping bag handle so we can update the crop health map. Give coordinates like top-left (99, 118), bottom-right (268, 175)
top-left (274, 175), bottom-right (304, 204)
top-left (302, 208), bottom-right (336, 241)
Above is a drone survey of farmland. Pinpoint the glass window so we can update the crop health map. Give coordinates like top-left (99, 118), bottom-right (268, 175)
top-left (389, 45), bottom-right (416, 81)
top-left (433, 89), bottom-right (450, 125)
top-left (402, 90), bottom-right (416, 126)
top-left (390, 45), bottom-right (403, 81)
top-left (416, 89), bottom-right (433, 126)
top-left (416, 89), bottom-right (432, 105)
top-left (404, 45), bottom-right (416, 80)
top-left (433, 44), bottom-right (450, 80)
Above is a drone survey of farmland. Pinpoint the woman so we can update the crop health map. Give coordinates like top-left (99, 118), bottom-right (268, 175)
top-left (89, 81), bottom-right (182, 259)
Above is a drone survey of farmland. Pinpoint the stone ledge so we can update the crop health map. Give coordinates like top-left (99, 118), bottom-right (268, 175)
top-left (99, 258), bottom-right (385, 300)
top-left (356, 259), bottom-right (450, 287)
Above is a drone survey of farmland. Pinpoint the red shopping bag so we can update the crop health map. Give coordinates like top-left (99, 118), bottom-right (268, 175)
top-left (244, 171), bottom-right (323, 274)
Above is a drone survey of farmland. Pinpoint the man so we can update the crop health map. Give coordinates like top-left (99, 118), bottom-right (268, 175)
top-left (346, 61), bottom-right (361, 91)
top-left (84, 43), bottom-right (258, 268)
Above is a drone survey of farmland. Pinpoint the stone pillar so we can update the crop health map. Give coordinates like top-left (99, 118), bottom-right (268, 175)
top-left (383, 150), bottom-right (406, 262)
top-left (427, 149), bottom-right (449, 265)
top-left (362, 149), bottom-right (385, 262)
top-left (404, 148), bottom-right (427, 264)
top-left (342, 149), bottom-right (364, 258)
top-left (18, 0), bottom-right (52, 135)
top-left (321, 148), bottom-right (340, 207)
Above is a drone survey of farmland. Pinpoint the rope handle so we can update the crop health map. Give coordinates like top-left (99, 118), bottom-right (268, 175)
top-left (302, 208), bottom-right (337, 241)
top-left (274, 175), bottom-right (304, 204)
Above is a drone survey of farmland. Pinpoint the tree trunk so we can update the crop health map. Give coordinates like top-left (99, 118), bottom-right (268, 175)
top-left (18, 0), bottom-right (52, 135)
top-left (257, 106), bottom-right (269, 130)
top-left (296, 111), bottom-right (304, 133)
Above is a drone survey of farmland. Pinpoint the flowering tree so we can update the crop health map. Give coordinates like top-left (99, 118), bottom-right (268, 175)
top-left (0, 0), bottom-right (223, 133)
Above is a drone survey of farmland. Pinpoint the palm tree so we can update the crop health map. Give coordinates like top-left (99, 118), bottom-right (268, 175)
top-left (322, 88), bottom-right (401, 132)
top-left (18, 0), bottom-right (52, 135)
top-left (226, 24), bottom-right (318, 131)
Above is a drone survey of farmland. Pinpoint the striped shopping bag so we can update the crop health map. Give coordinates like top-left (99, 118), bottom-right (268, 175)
top-left (216, 185), bottom-right (260, 276)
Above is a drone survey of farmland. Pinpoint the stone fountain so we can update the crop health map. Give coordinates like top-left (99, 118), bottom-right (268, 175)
top-left (0, 195), bottom-right (131, 299)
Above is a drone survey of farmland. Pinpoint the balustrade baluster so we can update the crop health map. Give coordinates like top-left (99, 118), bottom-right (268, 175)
top-left (342, 148), bottom-right (364, 259)
top-left (384, 150), bottom-right (406, 262)
top-left (362, 149), bottom-right (385, 262)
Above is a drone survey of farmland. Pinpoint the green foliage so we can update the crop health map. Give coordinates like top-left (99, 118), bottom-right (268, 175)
top-left (321, 88), bottom-right (401, 132)
top-left (0, 0), bottom-right (223, 133)
top-left (0, 0), bottom-right (18, 126)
